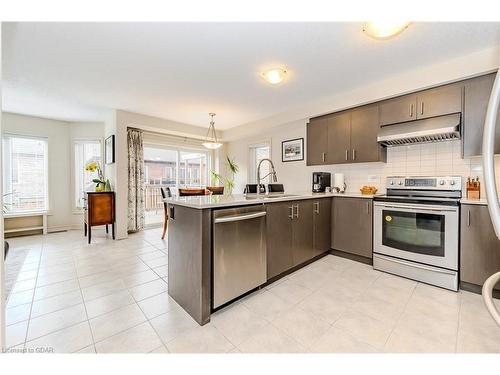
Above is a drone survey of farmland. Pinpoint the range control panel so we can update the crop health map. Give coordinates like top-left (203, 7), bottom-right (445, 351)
top-left (386, 176), bottom-right (462, 191)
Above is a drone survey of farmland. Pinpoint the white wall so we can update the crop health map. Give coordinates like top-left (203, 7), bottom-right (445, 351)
top-left (106, 110), bottom-right (219, 239)
top-left (1, 112), bottom-right (104, 231)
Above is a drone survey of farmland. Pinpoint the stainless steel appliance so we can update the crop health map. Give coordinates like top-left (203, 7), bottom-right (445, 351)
top-left (213, 205), bottom-right (267, 308)
top-left (373, 176), bottom-right (462, 291)
top-left (312, 172), bottom-right (331, 193)
top-left (377, 113), bottom-right (461, 146)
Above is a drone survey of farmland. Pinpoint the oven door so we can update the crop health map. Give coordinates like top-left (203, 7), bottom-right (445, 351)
top-left (373, 202), bottom-right (458, 270)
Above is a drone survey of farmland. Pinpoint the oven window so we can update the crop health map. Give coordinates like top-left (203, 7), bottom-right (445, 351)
top-left (382, 210), bottom-right (445, 257)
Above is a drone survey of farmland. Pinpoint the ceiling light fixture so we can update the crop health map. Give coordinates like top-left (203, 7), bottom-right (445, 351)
top-left (363, 21), bottom-right (410, 40)
top-left (262, 68), bottom-right (287, 85)
top-left (202, 113), bottom-right (223, 150)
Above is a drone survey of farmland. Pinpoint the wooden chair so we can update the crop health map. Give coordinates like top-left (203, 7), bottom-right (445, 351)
top-left (206, 186), bottom-right (224, 195)
top-left (178, 188), bottom-right (206, 196)
top-left (160, 187), bottom-right (172, 240)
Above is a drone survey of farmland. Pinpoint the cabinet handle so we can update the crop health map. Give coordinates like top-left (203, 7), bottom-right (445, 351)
top-left (410, 103), bottom-right (414, 118)
top-left (322, 152), bottom-right (325, 162)
top-left (366, 201), bottom-right (370, 214)
top-left (420, 101), bottom-right (424, 115)
top-left (314, 202), bottom-right (320, 214)
top-left (294, 204), bottom-right (299, 218)
top-left (352, 149), bottom-right (356, 161)
top-left (288, 206), bottom-right (294, 219)
top-left (467, 209), bottom-right (470, 227)
top-left (345, 150), bottom-right (349, 161)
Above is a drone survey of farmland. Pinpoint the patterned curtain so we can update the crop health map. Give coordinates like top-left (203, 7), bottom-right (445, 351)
top-left (127, 128), bottom-right (145, 232)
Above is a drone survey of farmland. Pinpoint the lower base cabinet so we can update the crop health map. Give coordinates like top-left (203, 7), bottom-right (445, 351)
top-left (313, 199), bottom-right (332, 257)
top-left (331, 197), bottom-right (373, 259)
top-left (266, 199), bottom-right (331, 280)
top-left (460, 204), bottom-right (500, 290)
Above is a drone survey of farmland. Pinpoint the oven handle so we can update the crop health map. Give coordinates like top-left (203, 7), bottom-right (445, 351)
top-left (374, 203), bottom-right (457, 213)
top-left (375, 254), bottom-right (457, 275)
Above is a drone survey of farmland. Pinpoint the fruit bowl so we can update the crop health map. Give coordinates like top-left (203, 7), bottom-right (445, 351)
top-left (360, 186), bottom-right (378, 195)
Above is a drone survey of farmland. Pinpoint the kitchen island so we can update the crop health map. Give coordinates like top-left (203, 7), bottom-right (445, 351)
top-left (165, 192), bottom-right (376, 325)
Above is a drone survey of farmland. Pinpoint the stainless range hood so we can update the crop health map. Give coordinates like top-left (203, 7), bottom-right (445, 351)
top-left (377, 113), bottom-right (461, 146)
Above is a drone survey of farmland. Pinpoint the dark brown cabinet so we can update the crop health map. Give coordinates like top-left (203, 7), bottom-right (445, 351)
top-left (307, 106), bottom-right (385, 166)
top-left (312, 199), bottom-right (332, 257)
top-left (350, 105), bottom-right (386, 163)
top-left (462, 72), bottom-right (500, 157)
top-left (331, 197), bottom-right (373, 259)
top-left (460, 204), bottom-right (500, 291)
top-left (379, 94), bottom-right (417, 126)
top-left (291, 200), bottom-right (314, 266)
top-left (306, 117), bottom-right (328, 165)
top-left (266, 201), bottom-right (294, 279)
top-left (84, 192), bottom-right (115, 244)
top-left (326, 112), bottom-right (351, 164)
top-left (266, 199), bottom-right (332, 279)
top-left (416, 84), bottom-right (463, 120)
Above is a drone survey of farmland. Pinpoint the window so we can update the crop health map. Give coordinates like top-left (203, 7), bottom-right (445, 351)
top-left (2, 135), bottom-right (48, 213)
top-left (143, 144), bottom-right (210, 226)
top-left (74, 140), bottom-right (102, 209)
top-left (248, 142), bottom-right (271, 184)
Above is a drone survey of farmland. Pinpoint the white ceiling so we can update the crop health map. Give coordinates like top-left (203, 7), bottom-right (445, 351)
top-left (2, 22), bottom-right (500, 129)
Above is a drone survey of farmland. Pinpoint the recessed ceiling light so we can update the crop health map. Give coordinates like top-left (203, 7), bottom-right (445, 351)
top-left (262, 68), bottom-right (287, 85)
top-left (363, 21), bottom-right (410, 40)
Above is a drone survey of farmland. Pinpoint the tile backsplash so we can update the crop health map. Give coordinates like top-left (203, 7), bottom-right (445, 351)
top-left (331, 140), bottom-right (500, 197)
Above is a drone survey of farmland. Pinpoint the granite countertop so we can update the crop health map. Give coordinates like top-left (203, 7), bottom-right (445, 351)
top-left (165, 191), bottom-right (379, 209)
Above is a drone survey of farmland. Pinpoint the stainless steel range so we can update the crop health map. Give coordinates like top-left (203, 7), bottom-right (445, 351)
top-left (373, 176), bottom-right (462, 291)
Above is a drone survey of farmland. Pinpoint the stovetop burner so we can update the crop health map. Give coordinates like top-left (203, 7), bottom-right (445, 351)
top-left (375, 176), bottom-right (462, 205)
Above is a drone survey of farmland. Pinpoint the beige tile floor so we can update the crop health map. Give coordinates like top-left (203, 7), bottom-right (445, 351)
top-left (4, 227), bottom-right (500, 353)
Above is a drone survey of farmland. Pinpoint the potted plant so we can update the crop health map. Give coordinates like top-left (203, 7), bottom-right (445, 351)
top-left (209, 156), bottom-right (239, 196)
top-left (208, 171), bottom-right (225, 195)
top-left (85, 161), bottom-right (106, 192)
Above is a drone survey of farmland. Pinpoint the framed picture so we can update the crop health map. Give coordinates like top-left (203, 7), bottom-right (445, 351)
top-left (105, 135), bottom-right (115, 164)
top-left (282, 138), bottom-right (304, 162)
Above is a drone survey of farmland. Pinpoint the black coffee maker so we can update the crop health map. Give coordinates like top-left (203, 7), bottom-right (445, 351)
top-left (312, 172), bottom-right (331, 193)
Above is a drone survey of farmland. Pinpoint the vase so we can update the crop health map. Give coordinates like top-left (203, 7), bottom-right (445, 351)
top-left (104, 179), bottom-right (112, 192)
top-left (95, 183), bottom-right (105, 192)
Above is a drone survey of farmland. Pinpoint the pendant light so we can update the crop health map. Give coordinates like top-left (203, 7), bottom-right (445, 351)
top-left (202, 113), bottom-right (223, 150)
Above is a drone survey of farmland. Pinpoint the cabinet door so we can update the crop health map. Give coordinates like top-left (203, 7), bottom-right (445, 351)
top-left (306, 117), bottom-right (328, 165)
top-left (292, 200), bottom-right (314, 266)
top-left (266, 201), bottom-right (294, 279)
top-left (313, 199), bottom-right (332, 257)
top-left (350, 105), bottom-right (386, 163)
top-left (463, 73), bottom-right (500, 157)
top-left (379, 94), bottom-right (417, 126)
top-left (332, 198), bottom-right (373, 258)
top-left (460, 204), bottom-right (500, 290)
top-left (327, 112), bottom-right (351, 164)
top-left (416, 84), bottom-right (463, 120)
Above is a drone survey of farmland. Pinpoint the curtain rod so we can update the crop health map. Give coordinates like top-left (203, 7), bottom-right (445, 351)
top-left (127, 126), bottom-right (205, 143)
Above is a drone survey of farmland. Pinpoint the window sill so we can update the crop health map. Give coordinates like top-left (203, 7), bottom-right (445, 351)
top-left (4, 211), bottom-right (48, 219)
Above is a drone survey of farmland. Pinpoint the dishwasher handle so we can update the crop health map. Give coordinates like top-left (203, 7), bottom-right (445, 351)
top-left (214, 211), bottom-right (266, 224)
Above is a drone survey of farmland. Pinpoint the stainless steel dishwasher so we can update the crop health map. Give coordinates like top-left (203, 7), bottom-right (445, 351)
top-left (213, 205), bottom-right (267, 308)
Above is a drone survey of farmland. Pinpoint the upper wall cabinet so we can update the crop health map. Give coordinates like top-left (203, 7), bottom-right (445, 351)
top-left (350, 105), bottom-right (386, 163)
top-left (415, 84), bottom-right (463, 120)
top-left (379, 84), bottom-right (463, 126)
top-left (379, 94), bottom-right (417, 126)
top-left (462, 72), bottom-right (500, 157)
top-left (306, 117), bottom-right (328, 165)
top-left (326, 112), bottom-right (351, 164)
top-left (306, 105), bottom-right (386, 166)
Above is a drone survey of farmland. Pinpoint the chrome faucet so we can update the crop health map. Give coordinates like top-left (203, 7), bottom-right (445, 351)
top-left (257, 158), bottom-right (277, 196)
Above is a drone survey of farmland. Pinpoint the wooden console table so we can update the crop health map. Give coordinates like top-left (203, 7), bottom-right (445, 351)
top-left (84, 192), bottom-right (115, 244)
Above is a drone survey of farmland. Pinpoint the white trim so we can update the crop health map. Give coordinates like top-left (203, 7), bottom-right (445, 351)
top-left (4, 211), bottom-right (48, 235)
top-left (248, 139), bottom-right (272, 184)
